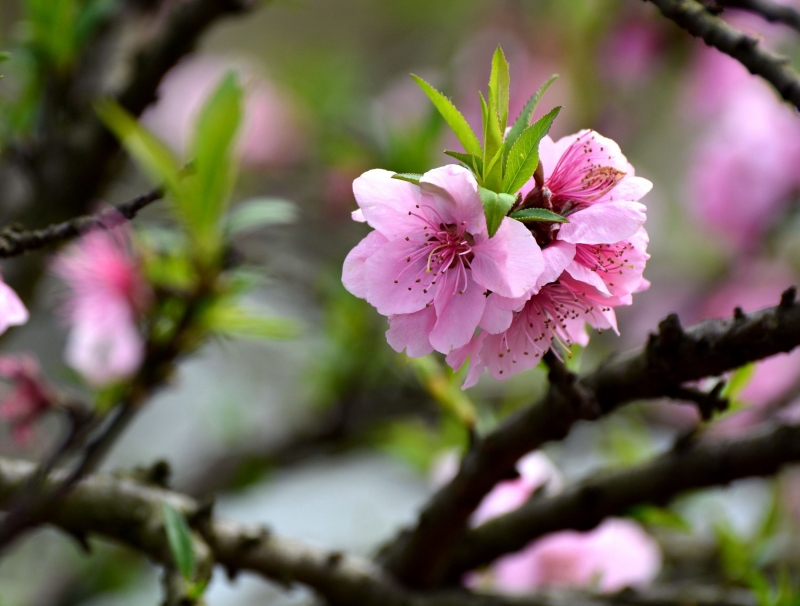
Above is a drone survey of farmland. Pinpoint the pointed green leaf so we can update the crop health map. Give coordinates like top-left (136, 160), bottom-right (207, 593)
top-left (480, 91), bottom-right (503, 181)
top-left (510, 208), bottom-right (568, 223)
top-left (483, 143), bottom-right (505, 193)
top-left (489, 45), bottom-right (510, 132)
top-left (191, 71), bottom-right (244, 247)
top-left (96, 100), bottom-right (184, 201)
top-left (444, 150), bottom-right (482, 175)
top-left (478, 187), bottom-right (515, 238)
top-left (162, 503), bottom-right (195, 580)
top-left (502, 106), bottom-right (562, 195)
top-left (225, 198), bottom-right (297, 235)
top-left (505, 74), bottom-right (558, 154)
top-left (411, 75), bottom-right (481, 157)
top-left (392, 173), bottom-right (422, 185)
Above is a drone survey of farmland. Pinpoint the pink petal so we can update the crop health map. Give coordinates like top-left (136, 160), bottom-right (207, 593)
top-left (557, 201), bottom-right (646, 245)
top-left (0, 281), bottom-right (29, 334)
top-left (342, 230), bottom-right (388, 299)
top-left (606, 176), bottom-right (653, 203)
top-left (363, 238), bottom-right (436, 316)
top-left (534, 240), bottom-right (576, 292)
top-left (565, 260), bottom-right (611, 295)
top-left (353, 169), bottom-right (426, 239)
top-left (385, 308), bottom-right (436, 357)
top-left (445, 331), bottom-right (487, 389)
top-left (430, 272), bottom-right (486, 353)
top-left (471, 218), bottom-right (544, 298)
top-left (419, 165), bottom-right (487, 235)
top-left (479, 294), bottom-right (515, 334)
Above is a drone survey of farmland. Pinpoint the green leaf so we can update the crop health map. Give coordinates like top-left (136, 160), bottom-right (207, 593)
top-left (96, 100), bottom-right (184, 201)
top-left (722, 362), bottom-right (756, 403)
top-left (411, 74), bottom-right (482, 157)
top-left (190, 71), bottom-right (244, 249)
top-left (488, 45), bottom-right (510, 133)
top-left (392, 172), bottom-right (423, 185)
top-left (502, 106), bottom-right (561, 195)
top-left (478, 187), bottom-right (516, 238)
top-left (0, 52), bottom-right (10, 63)
top-left (480, 91), bottom-right (503, 185)
top-left (483, 143), bottom-right (505, 193)
top-left (226, 198), bottom-right (297, 235)
top-left (510, 208), bottom-right (568, 223)
top-left (207, 303), bottom-right (300, 340)
top-left (444, 150), bottom-right (482, 174)
top-left (505, 74), bottom-right (558, 155)
top-left (628, 505), bottom-right (691, 533)
top-left (162, 503), bottom-right (195, 580)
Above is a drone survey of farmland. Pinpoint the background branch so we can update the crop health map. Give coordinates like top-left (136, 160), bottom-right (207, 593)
top-left (0, 458), bottom-right (758, 606)
top-left (642, 0), bottom-right (800, 110)
top-left (379, 289), bottom-right (800, 589)
top-left (444, 422), bottom-right (800, 580)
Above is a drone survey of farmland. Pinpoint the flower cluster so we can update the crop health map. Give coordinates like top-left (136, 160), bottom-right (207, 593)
top-left (343, 129), bottom-right (651, 387)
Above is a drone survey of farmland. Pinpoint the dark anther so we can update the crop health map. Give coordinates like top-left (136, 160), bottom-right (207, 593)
top-left (780, 286), bottom-right (797, 309)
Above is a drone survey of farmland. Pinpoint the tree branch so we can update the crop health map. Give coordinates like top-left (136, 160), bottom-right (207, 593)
top-left (444, 422), bottom-right (800, 581)
top-left (0, 187), bottom-right (163, 258)
top-left (717, 0), bottom-right (800, 33)
top-left (0, 458), bottom-right (757, 606)
top-left (641, 0), bottom-right (800, 111)
top-left (379, 289), bottom-right (800, 588)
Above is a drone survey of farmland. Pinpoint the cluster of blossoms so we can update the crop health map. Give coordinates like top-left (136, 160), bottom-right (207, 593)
top-left (343, 128), bottom-right (651, 387)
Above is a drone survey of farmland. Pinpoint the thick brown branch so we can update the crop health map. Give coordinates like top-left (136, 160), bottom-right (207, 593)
top-left (642, 0), bottom-right (800, 110)
top-left (0, 187), bottom-right (163, 258)
top-left (445, 423), bottom-right (800, 580)
top-left (718, 0), bottom-right (800, 33)
top-left (379, 290), bottom-right (800, 588)
top-left (0, 458), bottom-right (756, 606)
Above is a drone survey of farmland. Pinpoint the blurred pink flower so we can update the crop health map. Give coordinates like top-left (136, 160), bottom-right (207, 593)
top-left (599, 19), bottom-right (664, 88)
top-left (142, 55), bottom-right (306, 170)
top-left (685, 50), bottom-right (800, 249)
top-left (0, 355), bottom-right (56, 444)
top-left (489, 517), bottom-right (662, 594)
top-left (52, 216), bottom-right (151, 386)
top-left (343, 166), bottom-right (544, 355)
top-left (433, 451), bottom-right (661, 594)
top-left (0, 278), bottom-right (29, 335)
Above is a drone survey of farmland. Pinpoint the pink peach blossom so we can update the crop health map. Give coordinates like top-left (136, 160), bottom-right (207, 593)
top-left (448, 273), bottom-right (618, 388)
top-left (52, 216), bottom-right (151, 386)
top-left (343, 166), bottom-right (544, 354)
top-left (142, 55), bottom-right (306, 170)
top-left (489, 517), bottom-right (662, 593)
top-left (0, 355), bottom-right (56, 444)
top-left (0, 278), bottom-right (29, 335)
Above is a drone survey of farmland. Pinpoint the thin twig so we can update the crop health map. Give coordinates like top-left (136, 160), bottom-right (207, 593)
top-left (642, 0), bottom-right (800, 111)
top-left (0, 187), bottom-right (163, 258)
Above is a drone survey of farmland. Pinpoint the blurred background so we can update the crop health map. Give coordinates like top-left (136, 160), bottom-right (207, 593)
top-left (2, 0), bottom-right (800, 604)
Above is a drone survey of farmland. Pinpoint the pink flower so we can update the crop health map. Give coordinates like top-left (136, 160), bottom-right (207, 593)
top-left (52, 216), bottom-right (151, 386)
top-left (684, 49), bottom-right (800, 249)
top-left (447, 130), bottom-right (651, 386)
top-left (489, 518), bottom-right (662, 594)
top-left (448, 273), bottom-right (618, 388)
top-left (0, 278), bottom-right (29, 335)
top-left (432, 451), bottom-right (662, 594)
top-left (520, 130), bottom-right (651, 251)
top-left (599, 19), bottom-right (664, 88)
top-left (343, 166), bottom-right (544, 354)
top-left (142, 55), bottom-right (306, 170)
top-left (0, 355), bottom-right (56, 444)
